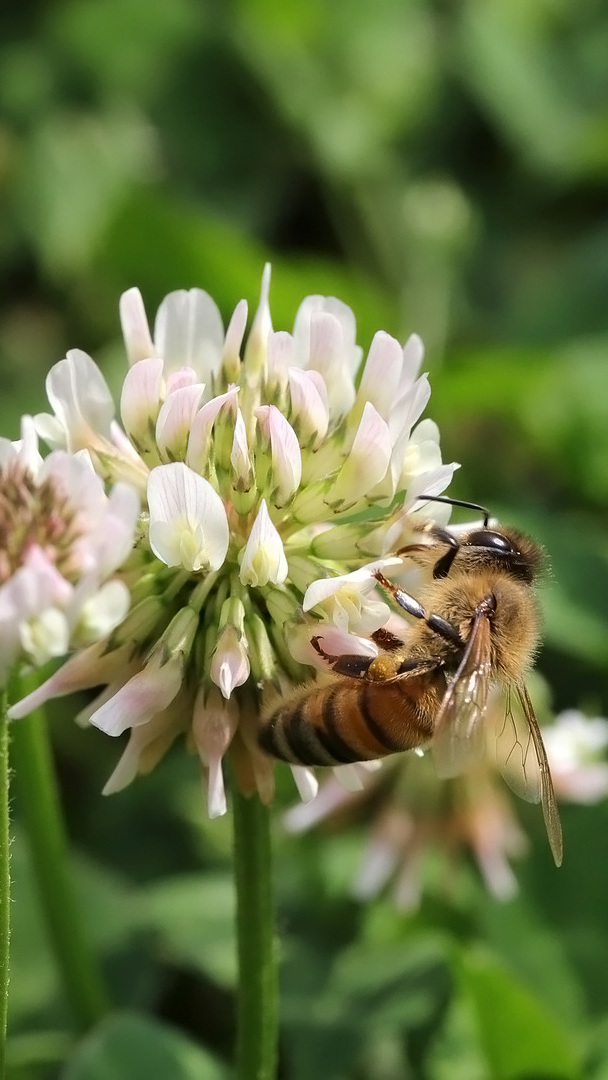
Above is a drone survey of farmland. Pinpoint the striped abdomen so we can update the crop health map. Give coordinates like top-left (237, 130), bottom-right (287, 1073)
top-left (259, 675), bottom-right (442, 766)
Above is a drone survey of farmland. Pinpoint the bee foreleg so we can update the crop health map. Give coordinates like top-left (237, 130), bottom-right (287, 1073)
top-left (374, 572), bottom-right (464, 648)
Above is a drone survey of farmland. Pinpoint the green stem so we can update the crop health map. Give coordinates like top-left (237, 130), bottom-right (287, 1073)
top-left (232, 787), bottom-right (278, 1080)
top-left (11, 704), bottom-right (109, 1030)
top-left (0, 688), bottom-right (10, 1076)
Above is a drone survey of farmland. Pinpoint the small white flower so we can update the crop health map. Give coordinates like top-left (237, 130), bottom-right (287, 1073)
top-left (302, 560), bottom-right (401, 635)
top-left (148, 462), bottom-right (229, 572)
top-left (211, 624), bottom-right (250, 699)
top-left (544, 710), bottom-right (608, 804)
top-left (239, 500), bottom-right (288, 587)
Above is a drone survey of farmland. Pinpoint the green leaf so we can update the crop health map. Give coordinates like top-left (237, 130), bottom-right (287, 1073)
top-left (458, 948), bottom-right (581, 1080)
top-left (138, 873), bottom-right (236, 985)
top-left (62, 1013), bottom-right (227, 1080)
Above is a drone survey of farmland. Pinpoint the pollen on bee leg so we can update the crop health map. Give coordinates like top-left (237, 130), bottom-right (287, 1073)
top-left (367, 655), bottom-right (400, 681)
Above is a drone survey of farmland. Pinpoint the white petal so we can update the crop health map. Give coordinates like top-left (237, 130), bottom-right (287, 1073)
top-left (329, 403), bottom-right (392, 508)
top-left (402, 333), bottom-right (424, 382)
top-left (148, 462), bottom-right (229, 572)
top-left (20, 608), bottom-right (70, 666)
top-left (46, 350), bottom-right (115, 450)
top-left (120, 357), bottom-right (164, 451)
top-left (302, 559), bottom-right (401, 611)
top-left (357, 331), bottom-right (404, 421)
top-left (308, 312), bottom-right (357, 417)
top-left (239, 499), bottom-right (288, 587)
top-left (186, 387), bottom-right (239, 474)
top-left (119, 287), bottom-right (155, 366)
top-left (154, 289), bottom-right (224, 380)
top-left (255, 405), bottom-right (302, 507)
top-left (76, 580), bottom-right (131, 643)
top-left (156, 383), bottom-right (205, 462)
top-left (267, 331), bottom-right (295, 381)
top-left (287, 367), bottom-right (329, 449)
top-left (290, 765), bottom-right (319, 803)
top-left (230, 408), bottom-right (251, 485)
top-left (244, 263), bottom-right (272, 375)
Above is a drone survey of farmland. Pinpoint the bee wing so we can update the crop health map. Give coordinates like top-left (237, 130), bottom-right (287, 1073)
top-left (495, 683), bottom-right (563, 867)
top-left (431, 606), bottom-right (493, 779)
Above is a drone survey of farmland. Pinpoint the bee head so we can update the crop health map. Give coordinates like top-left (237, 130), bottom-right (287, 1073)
top-left (459, 527), bottom-right (544, 584)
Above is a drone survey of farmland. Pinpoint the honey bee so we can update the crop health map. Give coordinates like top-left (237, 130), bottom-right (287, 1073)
top-left (259, 496), bottom-right (563, 866)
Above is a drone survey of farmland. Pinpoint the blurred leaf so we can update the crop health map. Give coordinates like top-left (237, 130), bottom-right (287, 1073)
top-left (458, 948), bottom-right (582, 1080)
top-left (474, 892), bottom-right (585, 1026)
top-left (17, 109), bottom-right (155, 275)
top-left (138, 873), bottom-right (236, 985)
top-left (62, 1012), bottom-right (227, 1080)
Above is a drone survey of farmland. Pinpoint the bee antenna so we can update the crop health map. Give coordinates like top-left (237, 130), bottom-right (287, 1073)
top-left (418, 494), bottom-right (490, 528)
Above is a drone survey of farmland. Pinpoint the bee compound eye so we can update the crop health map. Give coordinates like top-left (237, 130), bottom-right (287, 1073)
top-left (465, 529), bottom-right (517, 553)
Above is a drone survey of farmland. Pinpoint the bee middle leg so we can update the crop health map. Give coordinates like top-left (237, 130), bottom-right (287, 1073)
top-left (311, 636), bottom-right (375, 677)
top-left (374, 571), bottom-right (464, 649)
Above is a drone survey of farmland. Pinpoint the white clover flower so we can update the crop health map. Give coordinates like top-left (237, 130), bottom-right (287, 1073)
top-left (0, 417), bottom-right (139, 683)
top-left (543, 710), bottom-right (608, 803)
top-left (10, 267), bottom-right (457, 816)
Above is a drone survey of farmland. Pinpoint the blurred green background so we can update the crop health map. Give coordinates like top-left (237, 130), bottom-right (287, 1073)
top-left (2, 0), bottom-right (608, 1077)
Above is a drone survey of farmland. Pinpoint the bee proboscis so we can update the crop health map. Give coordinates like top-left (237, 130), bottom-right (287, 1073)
top-left (259, 501), bottom-right (563, 867)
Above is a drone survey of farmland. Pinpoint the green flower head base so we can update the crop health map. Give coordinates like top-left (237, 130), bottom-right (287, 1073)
top-left (9, 266), bottom-right (457, 816)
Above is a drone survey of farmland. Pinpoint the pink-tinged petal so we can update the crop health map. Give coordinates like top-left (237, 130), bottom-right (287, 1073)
top-left (244, 263), bottom-right (272, 376)
top-left (255, 405), bottom-right (301, 507)
top-left (155, 384), bottom-right (205, 462)
top-left (154, 289), bottom-right (224, 380)
top-left (239, 500), bottom-right (288, 587)
top-left (186, 387), bottom-right (239, 473)
top-left (222, 299), bottom-right (248, 379)
top-left (210, 625), bottom-right (250, 699)
top-left (230, 409), bottom-right (251, 486)
top-left (357, 331), bottom-right (404, 421)
top-left (8, 641), bottom-right (136, 718)
top-left (393, 846), bottom-right (425, 911)
top-left (287, 367), bottom-right (329, 449)
top-left (286, 622), bottom-right (378, 670)
top-left (192, 689), bottom-right (239, 817)
top-left (102, 695), bottom-right (186, 795)
top-left (90, 654), bottom-right (184, 736)
top-left (165, 368), bottom-right (198, 393)
top-left (329, 403), bottom-right (392, 508)
top-left (119, 287), bottom-right (155, 366)
top-left (120, 358), bottom-right (164, 451)
top-left (46, 350), bottom-right (115, 450)
top-left (284, 777), bottom-right (353, 832)
top-left (148, 463), bottom-right (229, 572)
top-left (353, 833), bottom-right (404, 900)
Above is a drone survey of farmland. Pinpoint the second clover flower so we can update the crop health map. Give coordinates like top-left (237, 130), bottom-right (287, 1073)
top-left (10, 266), bottom-right (456, 817)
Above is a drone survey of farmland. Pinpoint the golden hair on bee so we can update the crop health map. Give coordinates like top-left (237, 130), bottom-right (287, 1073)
top-left (259, 503), bottom-right (563, 866)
